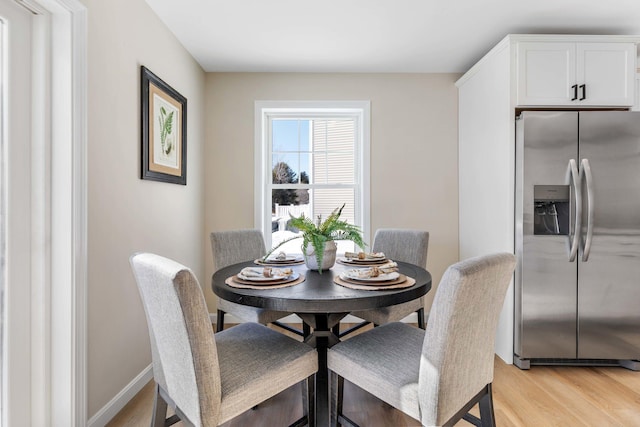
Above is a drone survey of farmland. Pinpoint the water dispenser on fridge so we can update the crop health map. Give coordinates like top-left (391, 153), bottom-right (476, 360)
top-left (533, 185), bottom-right (570, 236)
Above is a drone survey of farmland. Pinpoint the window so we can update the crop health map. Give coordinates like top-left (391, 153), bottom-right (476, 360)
top-left (255, 101), bottom-right (370, 254)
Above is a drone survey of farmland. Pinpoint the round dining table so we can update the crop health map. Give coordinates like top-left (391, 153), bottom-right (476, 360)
top-left (212, 259), bottom-right (432, 426)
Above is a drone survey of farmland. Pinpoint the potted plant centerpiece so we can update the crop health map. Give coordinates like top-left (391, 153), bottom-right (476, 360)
top-left (266, 204), bottom-right (366, 272)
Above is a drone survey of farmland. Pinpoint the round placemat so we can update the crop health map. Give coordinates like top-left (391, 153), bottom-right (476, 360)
top-left (254, 258), bottom-right (305, 266)
top-left (225, 274), bottom-right (305, 290)
top-left (333, 275), bottom-right (416, 290)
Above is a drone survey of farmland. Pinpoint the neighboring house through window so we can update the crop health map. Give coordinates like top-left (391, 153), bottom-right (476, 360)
top-left (255, 101), bottom-right (370, 254)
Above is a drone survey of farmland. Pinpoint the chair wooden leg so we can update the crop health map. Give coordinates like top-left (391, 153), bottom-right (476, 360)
top-left (306, 374), bottom-right (316, 427)
top-left (303, 322), bottom-right (311, 339)
top-left (332, 324), bottom-right (340, 337)
top-left (417, 307), bottom-right (426, 329)
top-left (337, 321), bottom-right (371, 339)
top-left (329, 370), bottom-right (342, 427)
top-left (151, 383), bottom-right (168, 427)
top-left (291, 375), bottom-right (315, 427)
top-left (216, 309), bottom-right (225, 332)
top-left (478, 383), bottom-right (496, 427)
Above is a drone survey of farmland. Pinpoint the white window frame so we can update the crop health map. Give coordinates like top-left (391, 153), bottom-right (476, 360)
top-left (254, 101), bottom-right (371, 249)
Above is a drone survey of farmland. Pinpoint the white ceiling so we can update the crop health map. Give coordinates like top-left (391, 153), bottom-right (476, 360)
top-left (145, 0), bottom-right (640, 73)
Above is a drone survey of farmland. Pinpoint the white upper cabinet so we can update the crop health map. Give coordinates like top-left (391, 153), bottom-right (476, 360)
top-left (517, 42), bottom-right (575, 105)
top-left (633, 73), bottom-right (640, 112)
top-left (517, 42), bottom-right (636, 107)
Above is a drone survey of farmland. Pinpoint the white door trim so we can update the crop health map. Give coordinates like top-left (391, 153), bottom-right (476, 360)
top-left (44, 1), bottom-right (87, 424)
top-left (10, 0), bottom-right (87, 424)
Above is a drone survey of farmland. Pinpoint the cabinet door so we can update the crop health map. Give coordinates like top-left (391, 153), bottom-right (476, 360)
top-left (632, 74), bottom-right (640, 112)
top-left (517, 42), bottom-right (576, 106)
top-left (576, 43), bottom-right (636, 106)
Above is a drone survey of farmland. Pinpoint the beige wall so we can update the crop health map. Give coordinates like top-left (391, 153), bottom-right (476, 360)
top-left (204, 73), bottom-right (460, 312)
top-left (83, 0), bottom-right (206, 418)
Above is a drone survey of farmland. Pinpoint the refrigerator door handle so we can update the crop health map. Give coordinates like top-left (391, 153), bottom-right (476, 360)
top-left (580, 158), bottom-right (594, 261)
top-left (568, 159), bottom-right (582, 261)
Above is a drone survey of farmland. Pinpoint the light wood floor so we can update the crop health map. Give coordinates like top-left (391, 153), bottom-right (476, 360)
top-left (107, 324), bottom-right (640, 427)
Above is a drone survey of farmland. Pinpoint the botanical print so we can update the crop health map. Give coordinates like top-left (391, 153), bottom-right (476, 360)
top-left (141, 66), bottom-right (186, 184)
top-left (152, 93), bottom-right (179, 169)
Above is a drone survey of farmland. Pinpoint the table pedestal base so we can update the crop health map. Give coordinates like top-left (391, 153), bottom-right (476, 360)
top-left (298, 312), bottom-right (348, 427)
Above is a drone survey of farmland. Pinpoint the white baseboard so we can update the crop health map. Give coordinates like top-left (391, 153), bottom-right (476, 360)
top-left (87, 364), bottom-right (153, 427)
top-left (209, 312), bottom-right (419, 324)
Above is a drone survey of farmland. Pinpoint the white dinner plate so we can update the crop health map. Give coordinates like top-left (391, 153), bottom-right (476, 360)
top-left (345, 252), bottom-right (386, 260)
top-left (238, 267), bottom-right (298, 282)
top-left (264, 255), bottom-right (303, 263)
top-left (339, 257), bottom-right (388, 265)
top-left (340, 269), bottom-right (400, 282)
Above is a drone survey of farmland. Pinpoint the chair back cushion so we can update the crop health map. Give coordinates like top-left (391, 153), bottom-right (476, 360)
top-left (418, 252), bottom-right (515, 426)
top-left (210, 229), bottom-right (266, 272)
top-left (372, 228), bottom-right (429, 268)
top-left (131, 253), bottom-right (221, 426)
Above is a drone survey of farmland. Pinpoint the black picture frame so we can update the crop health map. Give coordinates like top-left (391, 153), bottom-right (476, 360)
top-left (141, 66), bottom-right (187, 185)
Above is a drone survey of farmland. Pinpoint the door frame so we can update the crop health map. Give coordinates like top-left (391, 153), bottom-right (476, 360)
top-left (4, 0), bottom-right (87, 424)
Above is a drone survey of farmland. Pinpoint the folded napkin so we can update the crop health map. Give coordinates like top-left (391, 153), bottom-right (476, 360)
top-left (355, 261), bottom-right (398, 278)
top-left (344, 251), bottom-right (386, 260)
top-left (240, 267), bottom-right (293, 278)
top-left (275, 251), bottom-right (288, 260)
top-left (265, 251), bottom-right (288, 261)
top-left (240, 267), bottom-right (267, 278)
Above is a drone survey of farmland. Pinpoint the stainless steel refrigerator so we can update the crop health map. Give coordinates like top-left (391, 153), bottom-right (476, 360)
top-left (514, 111), bottom-right (640, 370)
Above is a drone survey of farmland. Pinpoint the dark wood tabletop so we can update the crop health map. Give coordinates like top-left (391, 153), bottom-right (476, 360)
top-left (212, 259), bottom-right (432, 314)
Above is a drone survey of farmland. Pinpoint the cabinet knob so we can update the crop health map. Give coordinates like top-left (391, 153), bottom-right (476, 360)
top-left (571, 84), bottom-right (578, 101)
top-left (579, 84), bottom-right (586, 101)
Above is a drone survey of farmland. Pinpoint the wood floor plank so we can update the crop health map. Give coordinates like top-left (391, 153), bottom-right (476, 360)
top-left (525, 367), bottom-right (620, 426)
top-left (492, 363), bottom-right (577, 427)
top-left (551, 367), bottom-right (640, 426)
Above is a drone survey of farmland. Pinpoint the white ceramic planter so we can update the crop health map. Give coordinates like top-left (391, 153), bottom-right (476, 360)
top-left (303, 241), bottom-right (337, 271)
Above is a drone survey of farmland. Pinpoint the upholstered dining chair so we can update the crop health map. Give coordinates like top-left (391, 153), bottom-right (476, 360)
top-left (328, 252), bottom-right (516, 427)
top-left (210, 229), bottom-right (307, 337)
top-left (337, 228), bottom-right (429, 338)
top-left (130, 252), bottom-right (318, 427)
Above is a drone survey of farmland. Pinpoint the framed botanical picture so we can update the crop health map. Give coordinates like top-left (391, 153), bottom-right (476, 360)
top-left (141, 66), bottom-right (187, 185)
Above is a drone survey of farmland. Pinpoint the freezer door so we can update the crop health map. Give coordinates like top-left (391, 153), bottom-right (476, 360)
top-left (515, 111), bottom-right (579, 359)
top-left (578, 111), bottom-right (640, 359)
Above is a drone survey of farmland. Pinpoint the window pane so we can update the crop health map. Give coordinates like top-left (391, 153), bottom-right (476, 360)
top-left (312, 152), bottom-right (327, 184)
top-left (311, 119), bottom-right (354, 184)
top-left (311, 120), bottom-right (327, 151)
top-left (270, 188), bottom-right (359, 253)
top-left (311, 188), bottom-right (355, 224)
top-left (272, 119), bottom-right (300, 152)
top-left (299, 153), bottom-right (310, 184)
top-left (273, 119), bottom-right (310, 152)
top-left (270, 193), bottom-right (309, 252)
top-left (312, 188), bottom-right (358, 253)
top-left (325, 120), bottom-right (355, 150)
top-left (272, 156), bottom-right (299, 185)
top-left (327, 151), bottom-right (355, 184)
top-left (298, 120), bottom-right (310, 151)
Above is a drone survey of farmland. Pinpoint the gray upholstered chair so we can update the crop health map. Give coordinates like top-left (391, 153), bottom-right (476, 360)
top-left (130, 252), bottom-right (318, 427)
top-left (337, 229), bottom-right (429, 338)
top-left (328, 252), bottom-right (516, 427)
top-left (210, 229), bottom-right (307, 336)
